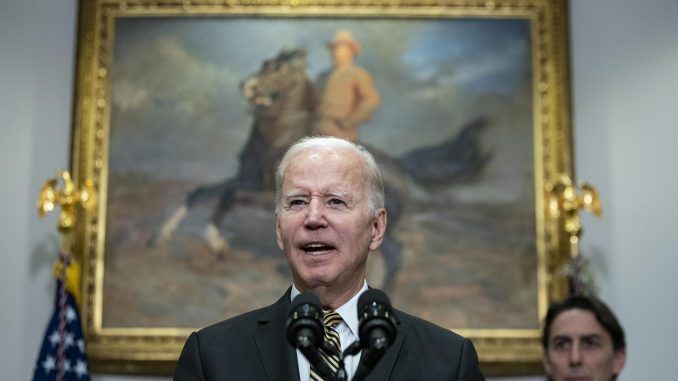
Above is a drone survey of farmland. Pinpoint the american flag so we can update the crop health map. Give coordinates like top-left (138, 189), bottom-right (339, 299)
top-left (33, 254), bottom-right (91, 381)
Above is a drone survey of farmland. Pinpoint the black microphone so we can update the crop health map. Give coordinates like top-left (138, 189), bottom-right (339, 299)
top-left (287, 292), bottom-right (323, 350)
top-left (286, 292), bottom-right (335, 380)
top-left (353, 289), bottom-right (397, 381)
top-left (358, 289), bottom-right (396, 350)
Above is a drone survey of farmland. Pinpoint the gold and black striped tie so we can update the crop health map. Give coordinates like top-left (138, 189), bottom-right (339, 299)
top-left (309, 310), bottom-right (343, 381)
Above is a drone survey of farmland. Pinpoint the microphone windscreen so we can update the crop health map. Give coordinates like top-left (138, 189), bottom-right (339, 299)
top-left (358, 289), bottom-right (391, 312)
top-left (290, 292), bottom-right (322, 314)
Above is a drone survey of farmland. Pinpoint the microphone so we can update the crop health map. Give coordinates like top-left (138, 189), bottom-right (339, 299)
top-left (353, 289), bottom-right (397, 381)
top-left (358, 289), bottom-right (396, 350)
top-left (286, 292), bottom-right (323, 350)
top-left (286, 292), bottom-right (335, 380)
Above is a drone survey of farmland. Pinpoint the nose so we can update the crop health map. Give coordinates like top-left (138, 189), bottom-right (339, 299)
top-left (304, 198), bottom-right (327, 229)
top-left (568, 342), bottom-right (582, 367)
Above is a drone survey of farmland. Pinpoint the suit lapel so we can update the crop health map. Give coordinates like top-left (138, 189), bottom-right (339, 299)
top-left (363, 312), bottom-right (405, 381)
top-left (253, 288), bottom-right (301, 381)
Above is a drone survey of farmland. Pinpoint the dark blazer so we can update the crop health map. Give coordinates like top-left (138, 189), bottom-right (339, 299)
top-left (174, 289), bottom-right (485, 381)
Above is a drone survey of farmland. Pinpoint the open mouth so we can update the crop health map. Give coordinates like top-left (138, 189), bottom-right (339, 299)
top-left (301, 242), bottom-right (336, 254)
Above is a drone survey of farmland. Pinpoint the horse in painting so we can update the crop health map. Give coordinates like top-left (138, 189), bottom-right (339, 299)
top-left (151, 47), bottom-right (490, 293)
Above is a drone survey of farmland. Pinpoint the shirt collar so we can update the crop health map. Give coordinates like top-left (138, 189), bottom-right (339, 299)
top-left (290, 281), bottom-right (368, 339)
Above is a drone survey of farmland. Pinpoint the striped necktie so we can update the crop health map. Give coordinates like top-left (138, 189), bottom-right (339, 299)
top-left (310, 310), bottom-right (343, 381)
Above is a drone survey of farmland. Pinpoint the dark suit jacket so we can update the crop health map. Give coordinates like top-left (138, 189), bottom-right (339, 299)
top-left (174, 289), bottom-right (485, 381)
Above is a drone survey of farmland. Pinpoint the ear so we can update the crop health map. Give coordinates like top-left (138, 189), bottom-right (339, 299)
top-left (368, 208), bottom-right (387, 251)
top-left (275, 216), bottom-right (284, 251)
top-left (611, 348), bottom-right (627, 377)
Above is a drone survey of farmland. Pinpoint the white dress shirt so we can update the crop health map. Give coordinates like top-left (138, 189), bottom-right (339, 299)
top-left (291, 281), bottom-right (368, 381)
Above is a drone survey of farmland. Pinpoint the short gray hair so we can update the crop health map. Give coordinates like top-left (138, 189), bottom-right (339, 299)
top-left (275, 136), bottom-right (385, 216)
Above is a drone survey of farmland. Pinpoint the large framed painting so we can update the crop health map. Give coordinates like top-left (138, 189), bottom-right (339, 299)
top-left (71, 0), bottom-right (573, 375)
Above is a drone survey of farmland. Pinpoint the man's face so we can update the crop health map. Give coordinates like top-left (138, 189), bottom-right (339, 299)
top-left (331, 43), bottom-right (355, 65)
top-left (275, 147), bottom-right (386, 296)
top-left (543, 309), bottom-right (626, 381)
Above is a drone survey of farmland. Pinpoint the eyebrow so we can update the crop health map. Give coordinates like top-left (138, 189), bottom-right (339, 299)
top-left (283, 190), bottom-right (353, 199)
top-left (283, 191), bottom-right (308, 199)
top-left (325, 191), bottom-right (352, 199)
top-left (580, 334), bottom-right (603, 341)
top-left (552, 333), bottom-right (604, 341)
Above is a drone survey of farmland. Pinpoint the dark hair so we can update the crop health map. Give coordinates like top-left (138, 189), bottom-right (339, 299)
top-left (542, 295), bottom-right (626, 352)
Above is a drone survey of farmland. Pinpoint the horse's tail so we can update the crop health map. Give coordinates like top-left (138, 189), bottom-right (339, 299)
top-left (397, 118), bottom-right (491, 186)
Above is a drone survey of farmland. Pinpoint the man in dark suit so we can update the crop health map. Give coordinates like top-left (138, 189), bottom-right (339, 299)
top-left (174, 136), bottom-right (485, 381)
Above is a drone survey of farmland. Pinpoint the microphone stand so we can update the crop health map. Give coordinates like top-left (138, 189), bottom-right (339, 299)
top-left (301, 339), bottom-right (365, 381)
top-left (336, 341), bottom-right (362, 381)
top-left (297, 334), bottom-right (389, 381)
top-left (297, 335), bottom-right (337, 381)
top-left (334, 339), bottom-right (387, 381)
top-left (351, 332), bottom-right (389, 381)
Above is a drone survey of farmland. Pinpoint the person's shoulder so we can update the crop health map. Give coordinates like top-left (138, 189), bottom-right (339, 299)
top-left (201, 306), bottom-right (266, 330)
top-left (193, 301), bottom-right (281, 344)
top-left (394, 308), bottom-right (467, 346)
top-left (350, 65), bottom-right (373, 77)
top-left (393, 308), bottom-right (484, 379)
top-left (193, 308), bottom-right (255, 341)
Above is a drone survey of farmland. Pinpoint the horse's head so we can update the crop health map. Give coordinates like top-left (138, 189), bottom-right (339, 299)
top-left (240, 47), bottom-right (309, 116)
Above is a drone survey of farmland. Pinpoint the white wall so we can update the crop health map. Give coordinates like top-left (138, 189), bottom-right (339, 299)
top-left (1, 1), bottom-right (78, 380)
top-left (2, 1), bottom-right (676, 380)
top-left (569, 0), bottom-right (678, 380)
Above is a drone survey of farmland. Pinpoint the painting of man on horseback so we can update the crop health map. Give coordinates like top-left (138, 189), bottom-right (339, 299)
top-left (152, 29), bottom-right (489, 295)
top-left (106, 19), bottom-right (536, 330)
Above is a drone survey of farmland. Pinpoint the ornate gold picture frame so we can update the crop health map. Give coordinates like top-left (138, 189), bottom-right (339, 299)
top-left (71, 0), bottom-right (573, 376)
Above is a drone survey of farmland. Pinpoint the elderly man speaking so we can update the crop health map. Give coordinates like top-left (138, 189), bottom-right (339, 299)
top-left (174, 136), bottom-right (484, 381)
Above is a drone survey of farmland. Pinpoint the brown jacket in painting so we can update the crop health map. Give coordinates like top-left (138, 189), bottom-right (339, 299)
top-left (313, 64), bottom-right (380, 141)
